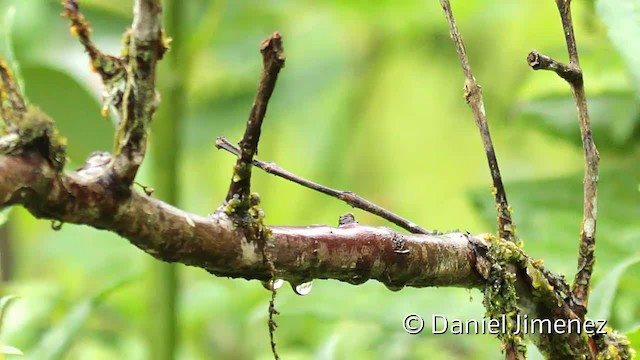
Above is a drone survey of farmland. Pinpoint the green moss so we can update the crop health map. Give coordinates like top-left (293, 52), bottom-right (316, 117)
top-left (594, 328), bottom-right (635, 360)
top-left (483, 235), bottom-right (527, 358)
top-left (11, 106), bottom-right (66, 171)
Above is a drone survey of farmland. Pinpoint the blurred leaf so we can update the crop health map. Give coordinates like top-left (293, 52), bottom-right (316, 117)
top-left (469, 165), bottom-right (640, 275)
top-left (596, 0), bottom-right (640, 96)
top-left (0, 208), bottom-right (10, 227)
top-left (1, 344), bottom-right (23, 355)
top-left (590, 256), bottom-right (640, 320)
top-left (21, 64), bottom-right (113, 164)
top-left (28, 277), bottom-right (133, 360)
top-left (515, 92), bottom-right (640, 151)
top-left (627, 325), bottom-right (640, 354)
top-left (0, 295), bottom-right (19, 332)
top-left (0, 5), bottom-right (24, 96)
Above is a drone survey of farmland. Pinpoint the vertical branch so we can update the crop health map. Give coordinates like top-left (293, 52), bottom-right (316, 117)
top-left (111, 0), bottom-right (167, 187)
top-left (145, 0), bottom-right (184, 358)
top-left (555, 0), bottom-right (599, 317)
top-left (528, 0), bottom-right (599, 318)
top-left (225, 33), bottom-right (285, 208)
top-left (440, 2), bottom-right (523, 359)
top-left (438, 0), bottom-right (516, 243)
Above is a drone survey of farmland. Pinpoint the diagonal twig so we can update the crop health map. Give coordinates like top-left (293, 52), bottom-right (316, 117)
top-left (225, 32), bottom-right (285, 208)
top-left (61, 1), bottom-right (126, 85)
top-left (528, 0), bottom-right (599, 319)
top-left (439, 0), bottom-right (516, 244)
top-left (216, 137), bottom-right (434, 235)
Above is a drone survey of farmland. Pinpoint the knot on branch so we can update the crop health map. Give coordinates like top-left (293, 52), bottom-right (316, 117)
top-left (259, 32), bottom-right (286, 70)
top-left (2, 108), bottom-right (67, 172)
top-left (1, 61), bottom-right (66, 172)
top-left (527, 50), bottom-right (583, 85)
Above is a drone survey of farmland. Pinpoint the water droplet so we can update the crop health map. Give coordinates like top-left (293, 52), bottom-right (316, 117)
top-left (349, 275), bottom-right (367, 285)
top-left (272, 279), bottom-right (284, 290)
top-left (293, 281), bottom-right (313, 296)
top-left (384, 283), bottom-right (404, 292)
top-left (261, 279), bottom-right (284, 291)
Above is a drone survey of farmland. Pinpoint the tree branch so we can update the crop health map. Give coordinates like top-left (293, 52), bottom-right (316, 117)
top-left (62, 0), bottom-right (126, 91)
top-left (526, 51), bottom-right (582, 85)
top-left (0, 152), bottom-right (480, 288)
top-left (0, 148), bottom-right (617, 358)
top-left (225, 32), bottom-right (285, 208)
top-left (111, 0), bottom-right (167, 187)
top-left (0, 60), bottom-right (26, 124)
top-left (527, 0), bottom-right (599, 319)
top-left (439, 0), bottom-right (516, 244)
top-left (216, 136), bottom-right (434, 235)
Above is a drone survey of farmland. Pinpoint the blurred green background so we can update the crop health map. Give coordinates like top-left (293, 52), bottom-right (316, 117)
top-left (0, 0), bottom-right (639, 359)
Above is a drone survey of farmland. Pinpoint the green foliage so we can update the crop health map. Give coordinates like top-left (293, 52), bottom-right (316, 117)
top-left (516, 92), bottom-right (640, 152)
top-left (596, 0), bottom-right (640, 97)
top-left (0, 295), bottom-right (23, 356)
top-left (28, 277), bottom-right (133, 360)
top-left (626, 326), bottom-right (640, 355)
top-left (590, 256), bottom-right (640, 320)
top-left (0, 208), bottom-right (10, 228)
top-left (21, 65), bottom-right (113, 164)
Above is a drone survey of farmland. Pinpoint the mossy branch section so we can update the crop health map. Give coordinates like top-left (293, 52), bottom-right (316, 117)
top-left (111, 0), bottom-right (167, 187)
top-left (0, 61), bottom-right (66, 172)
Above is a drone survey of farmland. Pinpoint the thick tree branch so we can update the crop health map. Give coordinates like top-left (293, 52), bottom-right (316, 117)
top-left (225, 32), bottom-right (285, 207)
top-left (216, 136), bottom-right (434, 235)
top-left (0, 152), bottom-right (480, 288)
top-left (439, 0), bottom-right (516, 244)
top-left (0, 149), bottom-right (620, 358)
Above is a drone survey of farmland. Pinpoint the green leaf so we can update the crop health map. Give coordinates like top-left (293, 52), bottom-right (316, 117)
top-left (0, 6), bottom-right (25, 97)
top-left (589, 256), bottom-right (640, 320)
top-left (626, 325), bottom-right (640, 354)
top-left (0, 208), bottom-right (11, 228)
top-left (515, 92), bottom-right (640, 151)
top-left (21, 64), bottom-right (114, 164)
top-left (1, 344), bottom-right (23, 355)
top-left (28, 277), bottom-right (134, 360)
top-left (596, 0), bottom-right (640, 96)
top-left (0, 295), bottom-right (19, 333)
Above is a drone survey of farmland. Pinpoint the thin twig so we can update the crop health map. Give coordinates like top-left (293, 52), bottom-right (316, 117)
top-left (225, 32), bottom-right (285, 205)
top-left (0, 59), bottom-right (26, 125)
top-left (544, 0), bottom-right (598, 318)
top-left (216, 137), bottom-right (434, 235)
top-left (440, 2), bottom-right (523, 359)
top-left (439, 0), bottom-right (515, 243)
top-left (61, 0), bottom-right (126, 85)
